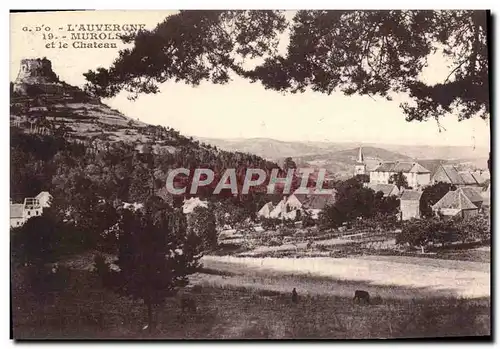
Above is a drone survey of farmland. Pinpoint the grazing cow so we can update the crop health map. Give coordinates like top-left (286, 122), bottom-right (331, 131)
top-left (306, 239), bottom-right (313, 249)
top-left (353, 290), bottom-right (370, 305)
top-left (180, 295), bottom-right (197, 313)
top-left (291, 288), bottom-right (298, 304)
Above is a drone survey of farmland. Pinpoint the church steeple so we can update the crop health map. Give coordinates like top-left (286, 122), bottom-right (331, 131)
top-left (354, 146), bottom-right (366, 176)
top-left (357, 146), bottom-right (364, 163)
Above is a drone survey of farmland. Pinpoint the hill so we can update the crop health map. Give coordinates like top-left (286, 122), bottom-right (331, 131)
top-left (9, 58), bottom-right (280, 205)
top-left (195, 137), bottom-right (339, 160)
top-left (197, 137), bottom-right (489, 174)
top-left (294, 147), bottom-right (412, 179)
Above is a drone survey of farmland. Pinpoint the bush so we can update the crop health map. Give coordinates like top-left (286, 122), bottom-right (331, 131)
top-left (261, 217), bottom-right (280, 230)
top-left (397, 215), bottom-right (490, 253)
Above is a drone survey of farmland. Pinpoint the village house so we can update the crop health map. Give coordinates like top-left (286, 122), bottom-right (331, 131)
top-left (400, 190), bottom-right (422, 220)
top-left (264, 188), bottom-right (337, 220)
top-left (369, 161), bottom-right (431, 188)
top-left (257, 202), bottom-right (274, 218)
top-left (430, 164), bottom-right (481, 187)
top-left (365, 183), bottom-right (400, 197)
top-left (10, 191), bottom-right (52, 228)
top-left (431, 187), bottom-right (483, 218)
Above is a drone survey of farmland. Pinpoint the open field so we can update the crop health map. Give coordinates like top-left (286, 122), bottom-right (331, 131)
top-left (13, 244), bottom-right (490, 339)
top-left (200, 255), bottom-right (490, 299)
top-left (11, 266), bottom-right (490, 339)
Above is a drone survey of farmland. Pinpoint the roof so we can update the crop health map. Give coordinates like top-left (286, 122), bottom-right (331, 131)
top-left (258, 202), bottom-right (274, 215)
top-left (432, 190), bottom-right (478, 211)
top-left (374, 162), bottom-right (396, 172)
top-left (35, 191), bottom-right (52, 199)
top-left (409, 163), bottom-right (431, 174)
top-left (367, 183), bottom-right (399, 197)
top-left (373, 161), bottom-right (429, 174)
top-left (393, 162), bottom-right (414, 173)
top-left (270, 199), bottom-right (287, 218)
top-left (418, 160), bottom-right (446, 178)
top-left (440, 165), bottom-right (465, 185)
top-left (10, 204), bottom-right (24, 219)
top-left (458, 172), bottom-right (478, 185)
top-left (458, 187), bottom-right (483, 204)
top-left (302, 193), bottom-right (336, 210)
top-left (471, 172), bottom-right (487, 184)
top-left (182, 197), bottom-right (208, 214)
top-left (291, 192), bottom-right (310, 204)
top-left (400, 190), bottom-right (422, 201)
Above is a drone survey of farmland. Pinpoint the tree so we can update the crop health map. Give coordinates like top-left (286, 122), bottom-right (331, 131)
top-left (85, 10), bottom-right (489, 122)
top-left (11, 213), bottom-right (62, 266)
top-left (319, 204), bottom-right (346, 229)
top-left (388, 171), bottom-right (409, 190)
top-left (354, 174), bottom-right (370, 183)
top-left (283, 157), bottom-right (297, 171)
top-left (397, 219), bottom-right (432, 253)
top-left (333, 177), bottom-right (378, 221)
top-left (99, 197), bottom-right (201, 332)
top-left (187, 205), bottom-right (218, 250)
top-left (420, 182), bottom-right (457, 218)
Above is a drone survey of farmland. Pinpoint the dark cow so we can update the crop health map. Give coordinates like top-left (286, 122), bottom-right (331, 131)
top-left (353, 290), bottom-right (370, 305)
top-left (180, 295), bottom-right (197, 313)
top-left (291, 288), bottom-right (298, 304)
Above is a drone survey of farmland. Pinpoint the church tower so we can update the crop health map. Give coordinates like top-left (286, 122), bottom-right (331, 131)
top-left (354, 147), bottom-right (366, 176)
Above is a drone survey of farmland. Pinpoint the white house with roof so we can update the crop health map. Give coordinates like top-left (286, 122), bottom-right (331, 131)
top-left (257, 202), bottom-right (274, 218)
top-left (264, 188), bottom-right (336, 221)
top-left (10, 191), bottom-right (52, 228)
top-left (369, 161), bottom-right (431, 188)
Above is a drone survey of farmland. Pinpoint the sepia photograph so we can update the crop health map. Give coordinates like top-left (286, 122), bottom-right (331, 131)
top-left (9, 9), bottom-right (491, 340)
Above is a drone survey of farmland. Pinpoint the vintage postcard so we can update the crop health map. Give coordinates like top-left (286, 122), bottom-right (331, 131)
top-left (10, 10), bottom-right (491, 340)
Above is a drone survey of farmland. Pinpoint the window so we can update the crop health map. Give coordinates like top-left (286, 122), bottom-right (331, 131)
top-left (27, 211), bottom-right (30, 216)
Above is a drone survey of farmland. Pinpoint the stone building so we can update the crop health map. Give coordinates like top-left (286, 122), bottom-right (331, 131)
top-left (370, 161), bottom-right (431, 188)
top-left (400, 190), bottom-right (422, 220)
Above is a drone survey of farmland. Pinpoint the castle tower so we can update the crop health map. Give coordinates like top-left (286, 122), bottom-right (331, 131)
top-left (15, 58), bottom-right (59, 85)
top-left (354, 147), bottom-right (366, 176)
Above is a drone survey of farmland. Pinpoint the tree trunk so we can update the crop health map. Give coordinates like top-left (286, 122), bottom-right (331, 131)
top-left (420, 245), bottom-right (425, 254)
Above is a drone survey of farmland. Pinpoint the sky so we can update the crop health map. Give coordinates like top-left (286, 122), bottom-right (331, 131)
top-left (10, 10), bottom-right (491, 149)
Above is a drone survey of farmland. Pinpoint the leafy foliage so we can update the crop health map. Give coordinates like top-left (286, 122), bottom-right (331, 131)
top-left (187, 205), bottom-right (218, 250)
top-left (85, 10), bottom-right (489, 122)
top-left (397, 215), bottom-right (490, 252)
top-left (11, 213), bottom-right (62, 266)
top-left (388, 171), bottom-right (409, 189)
top-left (98, 198), bottom-right (202, 330)
top-left (319, 177), bottom-right (400, 229)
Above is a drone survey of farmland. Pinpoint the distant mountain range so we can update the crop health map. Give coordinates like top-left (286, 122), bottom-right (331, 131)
top-left (197, 137), bottom-right (489, 179)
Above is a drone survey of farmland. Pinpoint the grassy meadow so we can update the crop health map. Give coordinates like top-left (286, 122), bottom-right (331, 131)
top-left (11, 253), bottom-right (491, 339)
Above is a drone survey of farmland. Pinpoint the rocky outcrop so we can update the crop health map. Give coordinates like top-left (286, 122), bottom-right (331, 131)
top-left (12, 57), bottom-right (96, 103)
top-left (14, 58), bottom-right (59, 85)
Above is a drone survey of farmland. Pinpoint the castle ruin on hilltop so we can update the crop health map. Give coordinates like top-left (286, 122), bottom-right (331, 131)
top-left (12, 57), bottom-right (96, 103)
